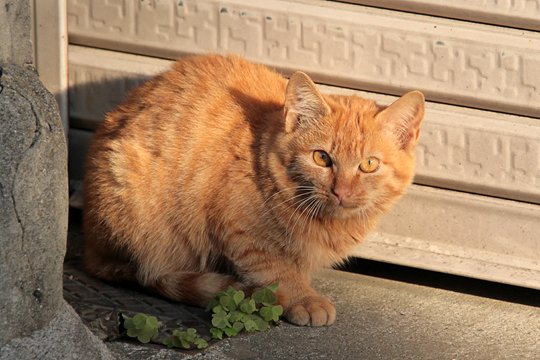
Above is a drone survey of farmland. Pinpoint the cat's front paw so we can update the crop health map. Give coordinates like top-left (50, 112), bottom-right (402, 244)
top-left (285, 295), bottom-right (336, 326)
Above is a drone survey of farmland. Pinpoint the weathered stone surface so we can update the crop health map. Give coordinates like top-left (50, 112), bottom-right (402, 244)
top-left (0, 301), bottom-right (115, 360)
top-left (0, 0), bottom-right (33, 67)
top-left (0, 64), bottom-right (68, 344)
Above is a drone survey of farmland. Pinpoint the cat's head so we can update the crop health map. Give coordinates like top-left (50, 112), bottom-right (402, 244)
top-left (274, 72), bottom-right (425, 221)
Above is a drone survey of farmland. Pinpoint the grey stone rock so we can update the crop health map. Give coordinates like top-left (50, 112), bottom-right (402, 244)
top-left (0, 64), bottom-right (68, 344)
top-left (0, 0), bottom-right (33, 67)
top-left (0, 301), bottom-right (115, 360)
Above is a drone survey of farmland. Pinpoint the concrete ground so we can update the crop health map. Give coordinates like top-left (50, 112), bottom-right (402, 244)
top-left (102, 269), bottom-right (539, 360)
top-left (66, 212), bottom-right (539, 360)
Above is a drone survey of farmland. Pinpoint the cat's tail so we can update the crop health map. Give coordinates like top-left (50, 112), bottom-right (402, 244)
top-left (146, 271), bottom-right (240, 307)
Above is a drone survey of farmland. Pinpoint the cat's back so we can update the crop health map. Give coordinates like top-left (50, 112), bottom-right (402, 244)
top-left (84, 55), bottom-right (286, 221)
top-left (93, 54), bottom-right (286, 145)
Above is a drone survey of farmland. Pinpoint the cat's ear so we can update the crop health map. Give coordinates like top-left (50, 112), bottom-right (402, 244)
top-left (377, 90), bottom-right (425, 151)
top-left (284, 71), bottom-right (330, 133)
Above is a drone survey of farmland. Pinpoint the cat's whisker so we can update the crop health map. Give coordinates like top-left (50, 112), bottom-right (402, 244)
top-left (359, 208), bottom-right (367, 230)
top-left (260, 188), bottom-right (317, 219)
top-left (277, 194), bottom-right (317, 241)
top-left (261, 185), bottom-right (317, 207)
top-left (314, 199), bottom-right (325, 222)
top-left (271, 193), bottom-right (317, 240)
top-left (260, 186), bottom-right (310, 208)
top-left (286, 194), bottom-right (323, 243)
top-left (300, 198), bottom-right (322, 239)
top-left (283, 195), bottom-right (318, 240)
top-left (313, 199), bottom-right (325, 220)
top-left (290, 197), bottom-right (317, 236)
top-left (261, 192), bottom-right (306, 217)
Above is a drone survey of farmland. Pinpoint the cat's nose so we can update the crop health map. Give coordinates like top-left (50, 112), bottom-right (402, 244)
top-left (331, 185), bottom-right (352, 204)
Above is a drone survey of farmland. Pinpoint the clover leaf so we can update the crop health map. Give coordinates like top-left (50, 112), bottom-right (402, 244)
top-left (123, 313), bottom-right (159, 344)
top-left (251, 286), bottom-right (277, 306)
top-left (260, 305), bottom-right (284, 322)
top-left (163, 328), bottom-right (208, 349)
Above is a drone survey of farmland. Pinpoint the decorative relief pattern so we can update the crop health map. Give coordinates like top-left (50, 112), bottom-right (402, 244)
top-left (346, 0), bottom-right (540, 31)
top-left (457, 0), bottom-right (540, 14)
top-left (67, 0), bottom-right (540, 117)
top-left (416, 119), bottom-right (540, 201)
top-left (68, 46), bottom-right (540, 203)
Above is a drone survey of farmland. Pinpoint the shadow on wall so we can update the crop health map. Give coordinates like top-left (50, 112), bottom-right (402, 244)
top-left (67, 73), bottom-right (156, 182)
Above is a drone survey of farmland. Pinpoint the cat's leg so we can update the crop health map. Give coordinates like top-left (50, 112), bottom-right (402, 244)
top-left (83, 246), bottom-right (137, 283)
top-left (82, 225), bottom-right (138, 283)
top-left (260, 274), bottom-right (335, 326)
top-left (279, 280), bottom-right (336, 327)
top-left (234, 255), bottom-right (336, 326)
top-left (142, 271), bottom-right (239, 307)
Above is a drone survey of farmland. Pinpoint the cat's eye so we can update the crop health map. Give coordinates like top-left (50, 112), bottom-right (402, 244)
top-left (359, 157), bottom-right (380, 173)
top-left (313, 150), bottom-right (333, 167)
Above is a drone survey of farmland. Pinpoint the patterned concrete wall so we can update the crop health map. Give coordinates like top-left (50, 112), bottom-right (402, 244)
top-left (66, 0), bottom-right (540, 118)
top-left (68, 45), bottom-right (540, 204)
top-left (347, 0), bottom-right (540, 31)
top-left (357, 184), bottom-right (540, 290)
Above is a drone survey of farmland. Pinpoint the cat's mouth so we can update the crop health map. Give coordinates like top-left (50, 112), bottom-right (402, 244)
top-left (305, 192), bottom-right (364, 219)
top-left (328, 195), bottom-right (359, 210)
top-left (288, 183), bottom-right (365, 219)
top-left (326, 190), bottom-right (365, 210)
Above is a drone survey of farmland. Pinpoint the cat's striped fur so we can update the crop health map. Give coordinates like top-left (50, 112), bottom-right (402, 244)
top-left (83, 54), bottom-right (424, 326)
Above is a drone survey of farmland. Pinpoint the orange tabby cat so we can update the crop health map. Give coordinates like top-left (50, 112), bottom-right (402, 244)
top-left (83, 54), bottom-right (424, 326)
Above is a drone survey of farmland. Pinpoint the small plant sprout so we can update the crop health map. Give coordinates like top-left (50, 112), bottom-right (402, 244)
top-left (163, 328), bottom-right (208, 349)
top-left (123, 313), bottom-right (159, 343)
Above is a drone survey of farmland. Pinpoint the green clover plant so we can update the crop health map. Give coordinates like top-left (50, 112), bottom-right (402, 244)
top-left (122, 283), bottom-right (282, 350)
top-left (207, 283), bottom-right (283, 340)
top-left (123, 313), bottom-right (159, 343)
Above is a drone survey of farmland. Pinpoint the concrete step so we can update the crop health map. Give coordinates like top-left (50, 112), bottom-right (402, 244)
top-left (66, 214), bottom-right (540, 360)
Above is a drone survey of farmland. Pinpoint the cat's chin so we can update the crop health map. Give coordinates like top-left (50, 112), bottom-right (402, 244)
top-left (323, 204), bottom-right (364, 220)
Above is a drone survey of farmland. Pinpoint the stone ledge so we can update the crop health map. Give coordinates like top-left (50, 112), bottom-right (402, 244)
top-left (62, 244), bottom-right (540, 360)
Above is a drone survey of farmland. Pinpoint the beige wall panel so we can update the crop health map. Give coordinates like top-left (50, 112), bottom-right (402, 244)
top-left (345, 0), bottom-right (540, 31)
top-left (66, 0), bottom-right (540, 118)
top-left (356, 185), bottom-right (540, 290)
top-left (68, 45), bottom-right (540, 204)
top-left (32, 0), bottom-right (68, 132)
